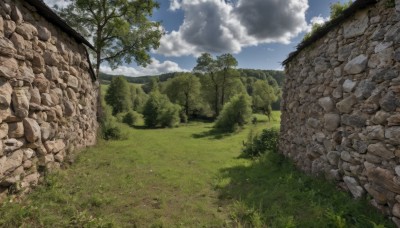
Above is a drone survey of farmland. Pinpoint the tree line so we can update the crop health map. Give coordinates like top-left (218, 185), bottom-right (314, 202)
top-left (105, 53), bottom-right (281, 132)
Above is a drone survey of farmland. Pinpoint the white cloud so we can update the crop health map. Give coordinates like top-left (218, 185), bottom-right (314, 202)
top-left (169, 0), bottom-right (182, 11)
top-left (311, 16), bottom-right (329, 25)
top-left (158, 0), bottom-right (309, 57)
top-left (43, 0), bottom-right (70, 8)
top-left (100, 58), bottom-right (188, 77)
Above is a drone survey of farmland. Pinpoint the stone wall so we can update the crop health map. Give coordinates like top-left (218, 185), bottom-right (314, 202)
top-left (0, 0), bottom-right (98, 200)
top-left (280, 0), bottom-right (400, 224)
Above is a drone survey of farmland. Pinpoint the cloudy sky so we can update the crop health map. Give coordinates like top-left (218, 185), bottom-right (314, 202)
top-left (45, 0), bottom-right (347, 77)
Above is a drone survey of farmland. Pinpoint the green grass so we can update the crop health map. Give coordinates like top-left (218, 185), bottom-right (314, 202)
top-left (0, 112), bottom-right (393, 227)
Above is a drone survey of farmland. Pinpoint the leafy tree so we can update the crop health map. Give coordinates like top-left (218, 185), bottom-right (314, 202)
top-left (194, 53), bottom-right (241, 117)
top-left (142, 92), bottom-right (180, 128)
top-left (214, 94), bottom-right (252, 132)
top-left (252, 80), bottom-right (280, 121)
top-left (163, 73), bottom-right (202, 116)
top-left (105, 76), bottom-right (131, 115)
top-left (129, 85), bottom-right (148, 112)
top-left (58, 0), bottom-right (162, 76)
top-left (142, 77), bottom-right (160, 93)
top-left (194, 53), bottom-right (221, 116)
top-left (216, 53), bottom-right (238, 106)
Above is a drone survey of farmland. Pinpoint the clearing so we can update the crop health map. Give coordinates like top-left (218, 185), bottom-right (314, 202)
top-left (0, 112), bottom-right (393, 227)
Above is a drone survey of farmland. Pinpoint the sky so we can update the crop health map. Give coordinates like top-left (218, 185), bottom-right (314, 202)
top-left (44, 0), bottom-right (348, 77)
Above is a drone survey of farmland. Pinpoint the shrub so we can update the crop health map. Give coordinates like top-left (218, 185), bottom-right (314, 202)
top-left (142, 92), bottom-right (180, 128)
top-left (214, 94), bottom-right (252, 132)
top-left (99, 100), bottom-right (125, 140)
top-left (159, 103), bottom-right (181, 128)
top-left (242, 128), bottom-right (280, 157)
top-left (122, 111), bottom-right (140, 127)
top-left (105, 76), bottom-right (131, 115)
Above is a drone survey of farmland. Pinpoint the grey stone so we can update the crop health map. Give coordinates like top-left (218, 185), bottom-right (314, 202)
top-left (354, 81), bottom-right (375, 99)
top-left (375, 42), bottom-right (393, 53)
top-left (341, 151), bottom-right (353, 162)
top-left (343, 10), bottom-right (368, 38)
top-left (385, 127), bottom-right (400, 144)
top-left (324, 114), bottom-right (340, 131)
top-left (366, 125), bottom-right (385, 140)
top-left (380, 91), bottom-right (398, 112)
top-left (353, 140), bottom-right (368, 154)
top-left (344, 55), bottom-right (368, 75)
top-left (343, 176), bottom-right (365, 198)
top-left (3, 20), bottom-right (16, 38)
top-left (368, 143), bottom-right (395, 159)
top-left (318, 97), bottom-right (334, 112)
top-left (327, 151), bottom-right (341, 165)
top-left (341, 114), bottom-right (366, 128)
top-left (343, 80), bottom-right (357, 93)
top-left (336, 94), bottom-right (357, 114)
top-left (372, 111), bottom-right (390, 125)
top-left (338, 43), bottom-right (354, 61)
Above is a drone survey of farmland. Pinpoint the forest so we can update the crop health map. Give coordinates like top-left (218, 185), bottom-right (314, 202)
top-left (102, 53), bottom-right (283, 136)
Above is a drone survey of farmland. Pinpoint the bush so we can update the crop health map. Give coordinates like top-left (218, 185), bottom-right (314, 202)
top-left (159, 103), bottom-right (181, 128)
top-left (214, 94), bottom-right (252, 132)
top-left (142, 92), bottom-right (180, 128)
top-left (99, 100), bottom-right (125, 140)
top-left (122, 111), bottom-right (140, 127)
top-left (242, 128), bottom-right (280, 157)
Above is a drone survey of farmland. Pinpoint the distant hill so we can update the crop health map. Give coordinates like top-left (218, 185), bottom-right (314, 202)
top-left (99, 69), bottom-right (285, 86)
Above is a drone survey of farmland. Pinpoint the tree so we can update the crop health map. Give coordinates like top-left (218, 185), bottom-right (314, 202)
top-left (214, 94), bottom-right (252, 132)
top-left (194, 53), bottom-right (240, 117)
top-left (105, 76), bottom-right (131, 115)
top-left (194, 53), bottom-right (220, 116)
top-left (129, 85), bottom-right (148, 112)
top-left (142, 92), bottom-right (180, 128)
top-left (163, 73), bottom-right (201, 116)
top-left (216, 53), bottom-right (238, 106)
top-left (252, 80), bottom-right (279, 121)
top-left (58, 0), bottom-right (162, 76)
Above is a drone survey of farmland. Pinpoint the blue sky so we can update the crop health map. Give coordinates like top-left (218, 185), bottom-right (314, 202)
top-left (45, 0), bottom-right (348, 76)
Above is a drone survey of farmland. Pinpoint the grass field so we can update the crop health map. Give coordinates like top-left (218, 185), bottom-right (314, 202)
top-left (0, 112), bottom-right (394, 227)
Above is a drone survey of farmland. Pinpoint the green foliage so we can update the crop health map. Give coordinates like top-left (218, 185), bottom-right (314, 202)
top-left (242, 128), bottom-right (280, 157)
top-left (105, 76), bottom-right (131, 115)
top-left (330, 1), bottom-right (353, 19)
top-left (303, 23), bottom-right (324, 41)
top-left (130, 85), bottom-right (148, 112)
top-left (58, 0), bottom-right (162, 74)
top-left (122, 111), bottom-right (140, 127)
top-left (99, 97), bottom-right (126, 140)
top-left (163, 73), bottom-right (202, 116)
top-left (252, 80), bottom-right (280, 120)
top-left (142, 92), bottom-right (180, 128)
top-left (214, 94), bottom-right (252, 132)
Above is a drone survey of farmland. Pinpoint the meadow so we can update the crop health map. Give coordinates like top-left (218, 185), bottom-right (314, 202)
top-left (0, 112), bottom-right (394, 227)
